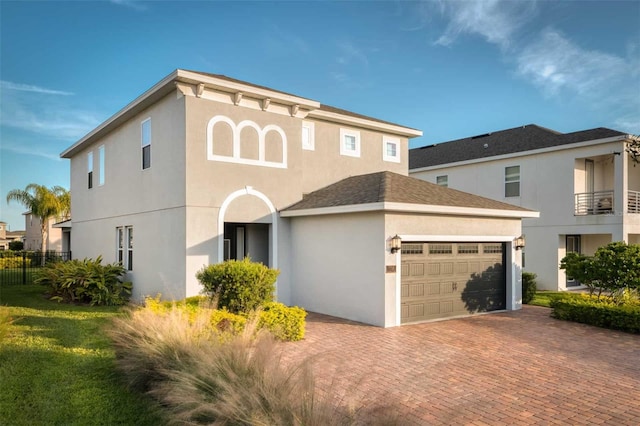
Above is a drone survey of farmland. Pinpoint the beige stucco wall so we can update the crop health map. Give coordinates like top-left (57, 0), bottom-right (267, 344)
top-left (289, 212), bottom-right (387, 327)
top-left (22, 215), bottom-right (63, 252)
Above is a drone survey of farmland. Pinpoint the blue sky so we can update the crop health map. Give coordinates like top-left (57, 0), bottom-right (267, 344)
top-left (1, 0), bottom-right (639, 230)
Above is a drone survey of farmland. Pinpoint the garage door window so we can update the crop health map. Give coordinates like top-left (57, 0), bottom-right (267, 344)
top-left (401, 243), bottom-right (423, 254)
top-left (429, 243), bottom-right (453, 254)
top-left (483, 243), bottom-right (503, 254)
top-left (458, 243), bottom-right (479, 254)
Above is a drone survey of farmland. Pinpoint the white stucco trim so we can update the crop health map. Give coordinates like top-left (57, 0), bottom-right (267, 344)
top-left (395, 249), bottom-right (401, 326)
top-left (409, 135), bottom-right (629, 173)
top-left (207, 115), bottom-right (287, 169)
top-left (281, 202), bottom-right (539, 219)
top-left (308, 109), bottom-right (423, 138)
top-left (217, 187), bottom-right (278, 271)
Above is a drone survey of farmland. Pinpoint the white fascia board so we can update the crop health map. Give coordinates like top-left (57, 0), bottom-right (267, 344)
top-left (280, 202), bottom-right (385, 217)
top-left (61, 70), bottom-right (180, 158)
top-left (399, 235), bottom-right (517, 242)
top-left (177, 70), bottom-right (320, 109)
top-left (308, 109), bottom-right (423, 138)
top-left (381, 202), bottom-right (539, 218)
top-left (409, 136), bottom-right (629, 173)
top-left (280, 201), bottom-right (539, 219)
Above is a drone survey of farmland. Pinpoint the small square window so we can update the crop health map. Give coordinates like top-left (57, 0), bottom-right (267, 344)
top-left (436, 175), bottom-right (448, 187)
top-left (382, 136), bottom-right (400, 163)
top-left (339, 128), bottom-right (361, 157)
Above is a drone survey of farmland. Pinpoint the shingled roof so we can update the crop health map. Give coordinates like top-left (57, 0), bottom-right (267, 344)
top-left (409, 124), bottom-right (628, 170)
top-left (284, 171), bottom-right (532, 212)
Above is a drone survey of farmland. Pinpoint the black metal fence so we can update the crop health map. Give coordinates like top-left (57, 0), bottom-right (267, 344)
top-left (0, 251), bottom-right (72, 285)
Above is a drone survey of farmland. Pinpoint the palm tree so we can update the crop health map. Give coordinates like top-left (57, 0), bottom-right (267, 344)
top-left (6, 184), bottom-right (70, 263)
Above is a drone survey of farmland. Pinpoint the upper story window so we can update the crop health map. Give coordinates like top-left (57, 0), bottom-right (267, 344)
top-left (382, 136), bottom-right (400, 163)
top-left (87, 151), bottom-right (93, 189)
top-left (302, 121), bottom-right (315, 151)
top-left (505, 165), bottom-right (520, 197)
top-left (436, 175), bottom-right (448, 187)
top-left (141, 118), bottom-right (151, 170)
top-left (340, 128), bottom-right (361, 158)
top-left (98, 145), bottom-right (105, 186)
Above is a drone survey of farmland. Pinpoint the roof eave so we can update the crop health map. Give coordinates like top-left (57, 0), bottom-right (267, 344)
top-left (308, 109), bottom-right (423, 138)
top-left (280, 201), bottom-right (539, 219)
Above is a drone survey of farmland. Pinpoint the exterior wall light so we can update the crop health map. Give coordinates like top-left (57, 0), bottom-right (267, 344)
top-left (514, 235), bottom-right (526, 250)
top-left (390, 235), bottom-right (402, 253)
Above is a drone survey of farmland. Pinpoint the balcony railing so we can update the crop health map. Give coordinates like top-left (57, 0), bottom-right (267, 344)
top-left (629, 190), bottom-right (640, 214)
top-left (575, 190), bottom-right (614, 215)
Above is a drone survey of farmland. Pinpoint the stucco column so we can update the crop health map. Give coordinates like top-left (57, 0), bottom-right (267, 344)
top-left (613, 147), bottom-right (629, 242)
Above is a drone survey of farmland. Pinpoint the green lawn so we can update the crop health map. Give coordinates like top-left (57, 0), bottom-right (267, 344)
top-left (0, 268), bottom-right (37, 285)
top-left (0, 285), bottom-right (165, 426)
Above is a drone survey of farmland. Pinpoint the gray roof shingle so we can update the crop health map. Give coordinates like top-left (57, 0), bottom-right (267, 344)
top-left (284, 171), bottom-right (532, 212)
top-left (409, 124), bottom-right (627, 169)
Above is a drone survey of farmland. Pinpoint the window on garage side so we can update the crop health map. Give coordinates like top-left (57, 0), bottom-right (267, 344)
top-left (141, 118), bottom-right (151, 170)
top-left (436, 175), bottom-right (448, 187)
top-left (429, 243), bottom-right (453, 254)
top-left (505, 165), bottom-right (520, 197)
top-left (383, 136), bottom-right (400, 163)
top-left (87, 151), bottom-right (93, 189)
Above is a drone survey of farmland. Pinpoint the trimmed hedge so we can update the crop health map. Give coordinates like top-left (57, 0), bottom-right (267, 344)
top-left (259, 302), bottom-right (307, 341)
top-left (550, 296), bottom-right (640, 334)
top-left (196, 258), bottom-right (279, 314)
top-left (522, 272), bottom-right (537, 304)
top-left (0, 256), bottom-right (32, 269)
top-left (144, 297), bottom-right (306, 341)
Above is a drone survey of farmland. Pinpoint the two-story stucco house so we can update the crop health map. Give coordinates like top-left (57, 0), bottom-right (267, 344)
top-left (0, 221), bottom-right (25, 250)
top-left (21, 213), bottom-right (70, 253)
top-left (61, 70), bottom-right (537, 327)
top-left (409, 124), bottom-right (640, 291)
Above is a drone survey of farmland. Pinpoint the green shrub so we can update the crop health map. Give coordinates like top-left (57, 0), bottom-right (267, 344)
top-left (259, 302), bottom-right (307, 341)
top-left (550, 296), bottom-right (640, 333)
top-left (196, 258), bottom-right (279, 314)
top-left (210, 309), bottom-right (247, 334)
top-left (34, 256), bottom-right (132, 306)
top-left (0, 256), bottom-right (32, 269)
top-left (522, 272), bottom-right (537, 304)
top-left (8, 241), bottom-right (23, 251)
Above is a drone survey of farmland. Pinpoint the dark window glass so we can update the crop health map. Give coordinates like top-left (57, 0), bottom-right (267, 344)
top-left (142, 145), bottom-right (151, 169)
top-left (88, 171), bottom-right (93, 189)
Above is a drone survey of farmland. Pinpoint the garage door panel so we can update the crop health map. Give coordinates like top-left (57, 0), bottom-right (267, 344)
top-left (401, 242), bottom-right (506, 324)
top-left (411, 263), bottom-right (425, 276)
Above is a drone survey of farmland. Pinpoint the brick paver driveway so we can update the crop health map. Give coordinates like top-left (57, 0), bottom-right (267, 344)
top-left (283, 306), bottom-right (640, 425)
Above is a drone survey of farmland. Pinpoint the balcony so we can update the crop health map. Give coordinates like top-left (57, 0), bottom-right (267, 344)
top-left (575, 190), bottom-right (614, 215)
top-left (575, 190), bottom-right (640, 215)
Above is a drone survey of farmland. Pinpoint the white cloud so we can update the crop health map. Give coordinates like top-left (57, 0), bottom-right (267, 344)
top-left (110, 0), bottom-right (147, 11)
top-left (336, 41), bottom-right (370, 68)
top-left (516, 29), bottom-right (630, 97)
top-left (0, 80), bottom-right (73, 96)
top-left (0, 144), bottom-right (63, 162)
top-left (1, 82), bottom-right (101, 141)
top-left (434, 0), bottom-right (537, 49)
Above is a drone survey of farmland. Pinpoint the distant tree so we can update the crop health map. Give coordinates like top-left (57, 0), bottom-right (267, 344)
top-left (626, 135), bottom-right (640, 164)
top-left (8, 241), bottom-right (23, 251)
top-left (6, 184), bottom-right (70, 262)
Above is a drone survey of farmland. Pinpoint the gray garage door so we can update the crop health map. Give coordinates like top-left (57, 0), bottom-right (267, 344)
top-left (401, 242), bottom-right (506, 324)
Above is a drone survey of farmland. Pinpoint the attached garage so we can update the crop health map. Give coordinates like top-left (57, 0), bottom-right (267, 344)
top-left (282, 171), bottom-right (539, 327)
top-left (401, 242), bottom-right (505, 323)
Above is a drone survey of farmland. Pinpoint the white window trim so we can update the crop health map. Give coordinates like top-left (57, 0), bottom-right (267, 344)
top-left (125, 226), bottom-right (133, 271)
top-left (98, 145), bottom-right (105, 186)
top-left (302, 121), bottom-right (315, 151)
top-left (87, 151), bottom-right (93, 172)
top-left (339, 128), bottom-right (361, 158)
top-left (505, 165), bottom-right (521, 197)
top-left (382, 136), bottom-right (400, 163)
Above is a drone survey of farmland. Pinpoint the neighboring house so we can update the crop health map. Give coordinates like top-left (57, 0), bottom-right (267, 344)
top-left (409, 124), bottom-right (640, 291)
top-left (60, 69), bottom-right (536, 327)
top-left (22, 212), bottom-right (69, 252)
top-left (0, 221), bottom-right (24, 250)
